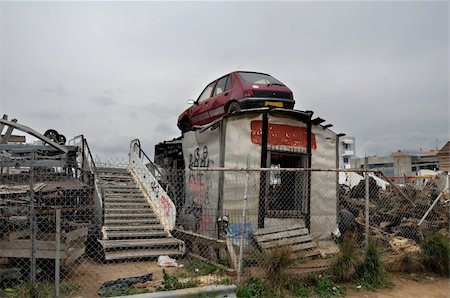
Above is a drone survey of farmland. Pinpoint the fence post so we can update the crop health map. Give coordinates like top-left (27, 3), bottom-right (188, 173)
top-left (29, 152), bottom-right (37, 298)
top-left (55, 208), bottom-right (61, 298)
top-left (237, 170), bottom-right (250, 285)
top-left (364, 156), bottom-right (369, 253)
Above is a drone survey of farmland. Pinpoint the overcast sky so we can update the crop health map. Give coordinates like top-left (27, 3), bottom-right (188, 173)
top-left (0, 1), bottom-right (448, 160)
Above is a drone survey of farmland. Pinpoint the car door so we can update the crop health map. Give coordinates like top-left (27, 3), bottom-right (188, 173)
top-left (190, 81), bottom-right (216, 126)
top-left (207, 75), bottom-right (232, 121)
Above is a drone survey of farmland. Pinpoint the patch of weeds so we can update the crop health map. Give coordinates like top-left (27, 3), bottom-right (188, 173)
top-left (332, 233), bottom-right (360, 282)
top-left (409, 272), bottom-right (421, 282)
top-left (262, 245), bottom-right (292, 287)
top-left (103, 287), bottom-right (150, 297)
top-left (307, 274), bottom-right (345, 298)
top-left (221, 276), bottom-right (232, 285)
top-left (3, 282), bottom-right (54, 298)
top-left (420, 233), bottom-right (450, 277)
top-left (236, 275), bottom-right (268, 298)
top-left (218, 255), bottom-right (230, 267)
top-left (185, 259), bottom-right (225, 276)
top-left (356, 242), bottom-right (391, 290)
top-left (284, 277), bottom-right (312, 297)
top-left (156, 269), bottom-right (199, 292)
top-left (60, 281), bottom-right (81, 294)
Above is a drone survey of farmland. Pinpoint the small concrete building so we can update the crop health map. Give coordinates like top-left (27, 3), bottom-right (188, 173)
top-left (438, 141), bottom-right (450, 172)
top-left (180, 108), bottom-right (338, 242)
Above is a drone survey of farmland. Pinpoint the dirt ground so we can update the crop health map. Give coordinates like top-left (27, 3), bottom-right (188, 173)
top-left (345, 273), bottom-right (450, 298)
top-left (65, 258), bottom-right (449, 297)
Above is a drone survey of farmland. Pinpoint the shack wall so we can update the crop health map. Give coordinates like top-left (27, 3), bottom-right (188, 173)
top-left (182, 127), bottom-right (221, 237)
top-left (223, 114), bottom-right (263, 229)
top-left (310, 126), bottom-right (338, 239)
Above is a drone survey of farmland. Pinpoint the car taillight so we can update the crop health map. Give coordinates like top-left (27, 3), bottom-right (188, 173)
top-left (244, 90), bottom-right (254, 97)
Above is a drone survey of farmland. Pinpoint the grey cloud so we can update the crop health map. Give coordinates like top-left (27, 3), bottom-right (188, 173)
top-left (42, 83), bottom-right (68, 96)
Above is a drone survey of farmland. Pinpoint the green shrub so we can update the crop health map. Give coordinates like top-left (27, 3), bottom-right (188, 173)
top-left (156, 269), bottom-right (199, 292)
top-left (185, 259), bottom-right (225, 276)
top-left (420, 233), bottom-right (450, 276)
top-left (262, 246), bottom-right (292, 286)
top-left (357, 243), bottom-right (391, 290)
top-left (306, 274), bottom-right (345, 298)
top-left (236, 275), bottom-right (268, 298)
top-left (332, 233), bottom-right (360, 281)
top-left (284, 278), bottom-right (312, 297)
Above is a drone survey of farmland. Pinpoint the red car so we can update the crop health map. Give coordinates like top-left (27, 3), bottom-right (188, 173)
top-left (177, 71), bottom-right (294, 132)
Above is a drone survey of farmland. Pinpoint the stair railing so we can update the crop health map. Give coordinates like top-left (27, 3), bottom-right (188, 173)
top-left (128, 139), bottom-right (176, 231)
top-left (69, 135), bottom-right (106, 226)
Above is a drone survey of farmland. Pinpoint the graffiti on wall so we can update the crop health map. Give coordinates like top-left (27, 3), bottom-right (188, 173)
top-left (185, 146), bottom-right (214, 233)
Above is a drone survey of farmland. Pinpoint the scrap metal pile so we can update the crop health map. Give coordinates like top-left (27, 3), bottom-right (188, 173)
top-left (338, 173), bottom-right (449, 252)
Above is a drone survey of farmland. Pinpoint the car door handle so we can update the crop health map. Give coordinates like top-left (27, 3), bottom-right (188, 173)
top-left (224, 92), bottom-right (229, 96)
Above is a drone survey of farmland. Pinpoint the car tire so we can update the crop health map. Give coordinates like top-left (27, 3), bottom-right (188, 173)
top-left (227, 102), bottom-right (241, 114)
top-left (180, 119), bottom-right (191, 133)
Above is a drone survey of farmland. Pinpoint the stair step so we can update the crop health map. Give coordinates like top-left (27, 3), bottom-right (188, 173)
top-left (105, 213), bottom-right (156, 218)
top-left (105, 231), bottom-right (167, 238)
top-left (104, 249), bottom-right (183, 260)
top-left (104, 198), bottom-right (146, 203)
top-left (100, 238), bottom-right (182, 249)
top-left (105, 218), bottom-right (159, 225)
top-left (104, 225), bottom-right (164, 231)
top-left (97, 167), bottom-right (129, 174)
top-left (105, 209), bottom-right (154, 214)
top-left (105, 205), bottom-right (151, 210)
top-left (105, 203), bottom-right (153, 213)
top-left (104, 193), bottom-right (142, 197)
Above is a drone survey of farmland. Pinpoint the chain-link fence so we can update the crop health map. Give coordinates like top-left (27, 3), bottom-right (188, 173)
top-left (1, 148), bottom-right (449, 297)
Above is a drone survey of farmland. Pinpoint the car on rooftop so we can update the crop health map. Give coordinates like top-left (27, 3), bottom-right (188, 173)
top-left (177, 71), bottom-right (295, 132)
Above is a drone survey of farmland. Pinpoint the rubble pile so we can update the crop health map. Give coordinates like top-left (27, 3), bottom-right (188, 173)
top-left (339, 173), bottom-right (449, 251)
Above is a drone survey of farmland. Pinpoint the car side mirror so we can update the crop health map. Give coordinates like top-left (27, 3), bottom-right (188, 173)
top-left (187, 99), bottom-right (196, 105)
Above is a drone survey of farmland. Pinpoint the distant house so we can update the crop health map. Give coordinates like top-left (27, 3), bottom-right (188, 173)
top-left (438, 141), bottom-right (450, 172)
top-left (351, 149), bottom-right (439, 177)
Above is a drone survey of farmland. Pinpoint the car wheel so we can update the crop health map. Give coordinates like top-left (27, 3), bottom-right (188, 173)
top-left (180, 119), bottom-right (191, 133)
top-left (227, 102), bottom-right (241, 114)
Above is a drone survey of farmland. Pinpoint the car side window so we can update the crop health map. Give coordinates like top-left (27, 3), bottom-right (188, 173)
top-left (198, 82), bottom-right (215, 102)
top-left (213, 76), bottom-right (229, 96)
top-left (224, 75), bottom-right (232, 90)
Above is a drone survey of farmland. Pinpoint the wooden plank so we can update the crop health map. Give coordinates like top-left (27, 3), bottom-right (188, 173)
top-left (173, 229), bottom-right (227, 249)
top-left (0, 114), bottom-right (8, 140)
top-left (291, 248), bottom-right (320, 259)
top-left (0, 248), bottom-right (68, 259)
top-left (5, 230), bottom-right (29, 240)
top-left (259, 235), bottom-right (313, 249)
top-left (253, 223), bottom-right (305, 236)
top-left (63, 247), bottom-right (85, 265)
top-left (255, 228), bottom-right (309, 243)
top-left (0, 240), bottom-right (68, 251)
top-left (226, 237), bottom-right (238, 271)
top-left (0, 119), bottom-right (17, 144)
top-left (287, 241), bottom-right (317, 252)
top-left (64, 227), bottom-right (88, 244)
top-left (0, 135), bottom-right (25, 143)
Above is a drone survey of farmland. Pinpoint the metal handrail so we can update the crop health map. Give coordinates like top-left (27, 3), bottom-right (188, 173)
top-left (130, 139), bottom-right (163, 178)
top-left (82, 138), bottom-right (106, 226)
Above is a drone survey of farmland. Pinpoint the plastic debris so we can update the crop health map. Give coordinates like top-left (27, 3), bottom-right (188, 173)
top-left (158, 255), bottom-right (183, 268)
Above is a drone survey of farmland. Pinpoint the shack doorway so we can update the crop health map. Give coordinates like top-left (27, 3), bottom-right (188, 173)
top-left (266, 152), bottom-right (308, 218)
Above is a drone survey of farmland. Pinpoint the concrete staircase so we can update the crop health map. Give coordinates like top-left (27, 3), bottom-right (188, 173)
top-left (97, 167), bottom-right (184, 260)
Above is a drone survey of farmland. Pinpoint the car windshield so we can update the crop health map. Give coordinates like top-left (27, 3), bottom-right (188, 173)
top-left (238, 72), bottom-right (284, 85)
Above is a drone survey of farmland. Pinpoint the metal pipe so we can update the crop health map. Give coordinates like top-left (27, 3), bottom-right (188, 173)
top-left (55, 208), bottom-right (61, 298)
top-left (365, 156), bottom-right (369, 253)
top-left (29, 152), bottom-right (36, 298)
top-left (191, 166), bottom-right (382, 173)
top-left (237, 170), bottom-right (250, 285)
